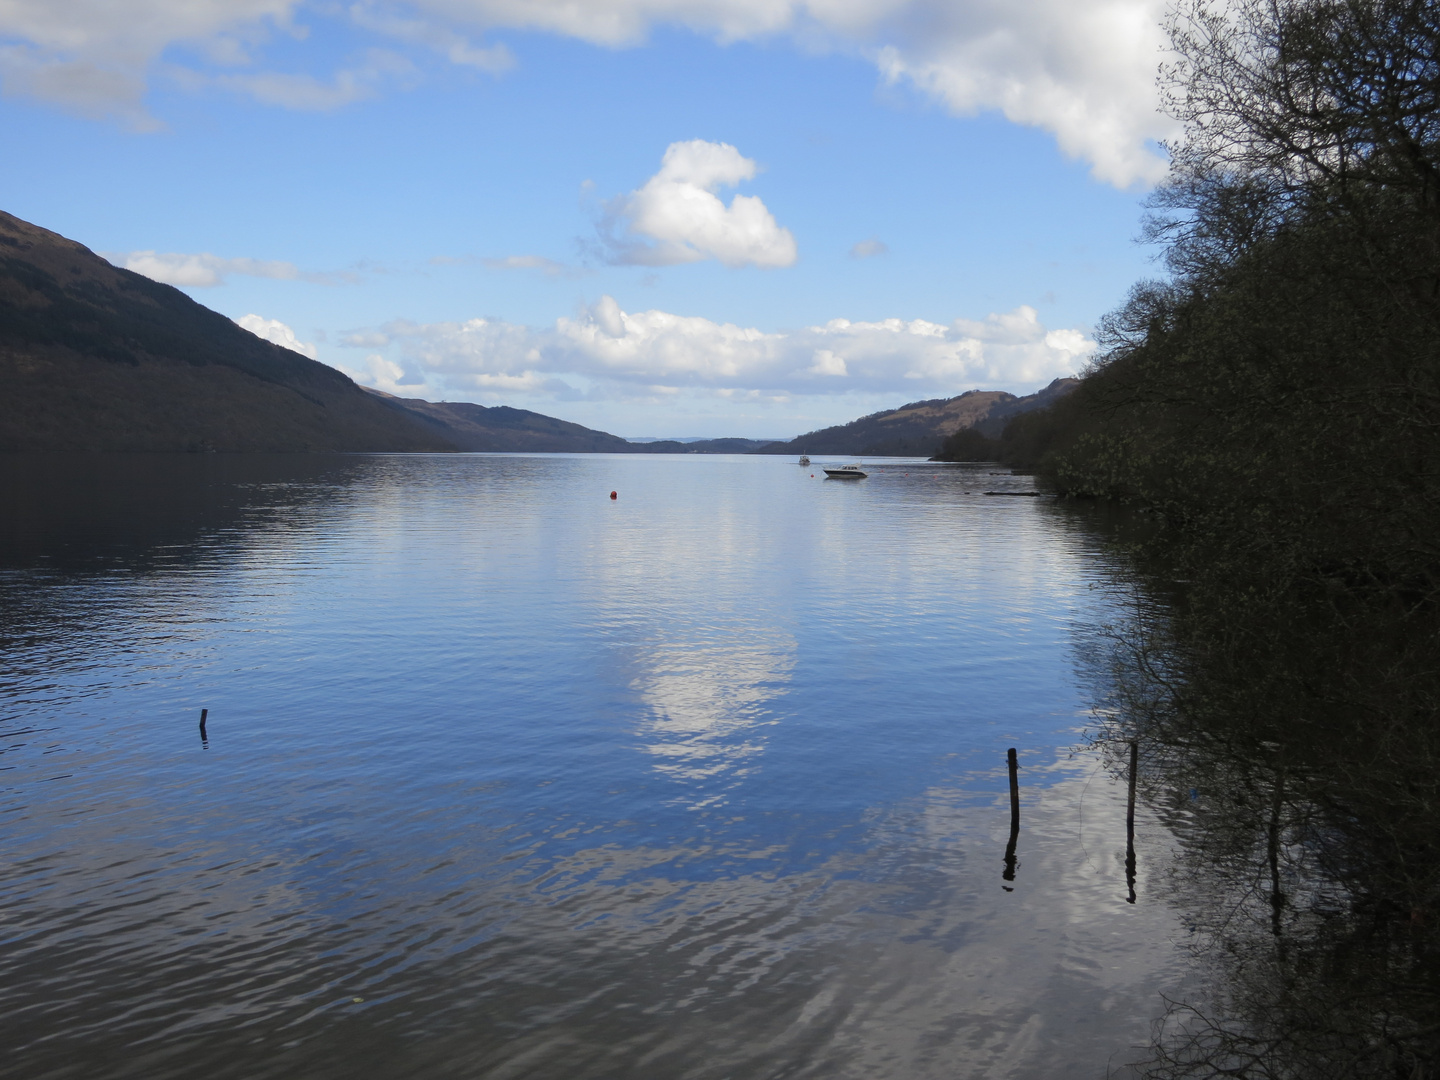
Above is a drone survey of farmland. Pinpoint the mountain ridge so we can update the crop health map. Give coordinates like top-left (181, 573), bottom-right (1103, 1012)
top-left (755, 379), bottom-right (1079, 457)
top-left (0, 209), bottom-right (454, 453)
top-left (0, 209), bottom-right (1081, 457)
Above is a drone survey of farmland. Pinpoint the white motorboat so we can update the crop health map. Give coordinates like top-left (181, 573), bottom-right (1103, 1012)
top-left (823, 463), bottom-right (867, 479)
top-left (798, 455), bottom-right (811, 466)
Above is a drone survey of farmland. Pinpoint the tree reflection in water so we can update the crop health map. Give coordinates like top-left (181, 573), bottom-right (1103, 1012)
top-left (1084, 548), bottom-right (1440, 1079)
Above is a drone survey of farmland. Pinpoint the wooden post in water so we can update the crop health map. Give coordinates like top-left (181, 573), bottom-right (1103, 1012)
top-left (1125, 739), bottom-right (1138, 904)
top-left (198, 708), bottom-right (208, 745)
top-left (1008, 748), bottom-right (1020, 824)
top-left (1269, 767), bottom-right (1285, 937)
top-left (1003, 748), bottom-right (1020, 885)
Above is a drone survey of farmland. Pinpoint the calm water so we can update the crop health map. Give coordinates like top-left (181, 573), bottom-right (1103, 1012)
top-left (0, 454), bottom-right (1187, 1079)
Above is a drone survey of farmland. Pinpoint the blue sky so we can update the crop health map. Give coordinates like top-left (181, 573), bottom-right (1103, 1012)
top-left (0, 1), bottom-right (1176, 438)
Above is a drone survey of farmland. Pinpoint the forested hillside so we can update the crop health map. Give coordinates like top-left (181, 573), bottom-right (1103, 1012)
top-left (983, 0), bottom-right (1440, 1073)
top-left (972, 0), bottom-right (1440, 594)
top-left (0, 211), bottom-right (454, 453)
top-left (763, 380), bottom-right (1076, 457)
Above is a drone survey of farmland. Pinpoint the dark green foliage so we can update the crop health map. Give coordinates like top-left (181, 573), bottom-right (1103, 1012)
top-left (1046, 0), bottom-right (1440, 1073)
top-left (932, 425), bottom-right (996, 461)
top-left (986, 395), bottom-right (1097, 471)
top-left (1012, 0), bottom-right (1440, 600)
top-left (1054, 212), bottom-right (1440, 584)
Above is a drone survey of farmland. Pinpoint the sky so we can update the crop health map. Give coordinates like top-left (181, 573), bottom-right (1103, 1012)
top-left (0, 0), bottom-right (1178, 439)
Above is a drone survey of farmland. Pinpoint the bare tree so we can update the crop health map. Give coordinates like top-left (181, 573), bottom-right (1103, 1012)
top-left (1163, 0), bottom-right (1440, 210)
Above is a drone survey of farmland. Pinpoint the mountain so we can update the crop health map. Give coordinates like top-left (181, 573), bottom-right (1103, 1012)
top-left (755, 379), bottom-right (1080, 457)
top-left (0, 209), bottom-right (1084, 459)
top-left (369, 393), bottom-right (779, 453)
top-left (364, 390), bottom-right (636, 452)
top-left (631, 437), bottom-right (775, 454)
top-left (966, 378), bottom-right (1082, 436)
top-left (381, 381), bottom-right (1082, 457)
top-left (0, 210), bottom-right (454, 453)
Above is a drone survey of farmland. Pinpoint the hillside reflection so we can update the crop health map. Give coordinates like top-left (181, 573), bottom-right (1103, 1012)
top-left (0, 453), bottom-right (376, 570)
top-left (1078, 535), bottom-right (1440, 1079)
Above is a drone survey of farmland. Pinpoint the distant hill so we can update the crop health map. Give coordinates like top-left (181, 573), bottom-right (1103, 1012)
top-left (631, 437), bottom-right (774, 454)
top-left (0, 210), bottom-right (454, 452)
top-left (364, 391), bottom-right (636, 452)
top-left (0, 208), bottom-right (1083, 459)
top-left (369, 393), bottom-right (779, 453)
top-left (755, 379), bottom-right (1080, 457)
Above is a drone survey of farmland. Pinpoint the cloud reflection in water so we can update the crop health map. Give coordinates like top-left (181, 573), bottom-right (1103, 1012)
top-left (629, 630), bottom-right (794, 801)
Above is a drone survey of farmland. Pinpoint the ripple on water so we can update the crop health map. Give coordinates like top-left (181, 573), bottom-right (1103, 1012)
top-left (0, 454), bottom-right (1186, 1079)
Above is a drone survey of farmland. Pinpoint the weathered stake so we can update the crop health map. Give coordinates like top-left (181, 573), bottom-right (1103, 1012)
top-left (1125, 739), bottom-right (1138, 904)
top-left (1269, 766), bottom-right (1285, 938)
top-left (199, 708), bottom-right (208, 745)
top-left (1008, 747), bottom-right (1020, 824)
top-left (1003, 747), bottom-right (1020, 885)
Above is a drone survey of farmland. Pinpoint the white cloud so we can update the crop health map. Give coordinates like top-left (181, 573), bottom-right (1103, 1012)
top-left (423, 0), bottom-right (797, 46)
top-left (0, 43), bottom-right (160, 130)
top-left (482, 254), bottom-right (581, 277)
top-left (348, 5), bottom-right (514, 73)
top-left (0, 0), bottom-right (294, 123)
top-left (198, 46), bottom-right (418, 108)
top-left (872, 2), bottom-right (1175, 187)
top-left (0, 2), bottom-right (429, 117)
top-left (338, 295), bottom-right (1092, 401)
top-left (808, 349), bottom-right (849, 376)
top-left (598, 140), bottom-right (797, 268)
top-left (338, 328), bottom-right (393, 348)
top-left (0, 0), bottom-right (1173, 185)
top-left (115, 250), bottom-right (296, 287)
top-left (234, 313), bottom-right (318, 358)
top-left (111, 249), bottom-right (350, 286)
top-left (850, 237), bottom-right (888, 259)
top-left (338, 351), bottom-right (450, 399)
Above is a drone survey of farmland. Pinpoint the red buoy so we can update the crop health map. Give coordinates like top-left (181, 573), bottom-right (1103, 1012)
top-left (610, 491), bottom-right (617, 500)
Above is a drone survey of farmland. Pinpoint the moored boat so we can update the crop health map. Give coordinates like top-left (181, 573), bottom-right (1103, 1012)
top-left (823, 464), bottom-right (867, 479)
top-left (798, 454), bottom-right (810, 466)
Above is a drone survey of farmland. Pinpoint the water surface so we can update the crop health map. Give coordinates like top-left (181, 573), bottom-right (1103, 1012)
top-left (0, 453), bottom-right (1187, 1079)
